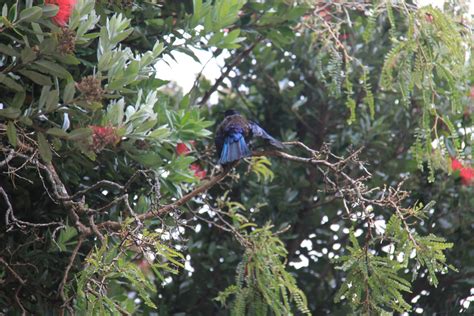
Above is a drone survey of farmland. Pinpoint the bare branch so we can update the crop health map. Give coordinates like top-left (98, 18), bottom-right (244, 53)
top-left (198, 38), bottom-right (262, 106)
top-left (0, 257), bottom-right (26, 285)
top-left (58, 235), bottom-right (84, 304)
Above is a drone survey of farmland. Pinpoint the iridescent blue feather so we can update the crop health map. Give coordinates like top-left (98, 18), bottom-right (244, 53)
top-left (218, 132), bottom-right (251, 164)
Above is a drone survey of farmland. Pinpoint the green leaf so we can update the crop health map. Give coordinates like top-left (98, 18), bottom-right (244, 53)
top-left (37, 133), bottom-right (53, 163)
top-left (41, 4), bottom-right (59, 18)
top-left (21, 47), bottom-right (37, 64)
top-left (68, 128), bottom-right (92, 141)
top-left (0, 73), bottom-right (23, 92)
top-left (106, 101), bottom-right (124, 125)
top-left (6, 121), bottom-right (17, 147)
top-left (18, 6), bottom-right (43, 23)
top-left (0, 108), bottom-right (21, 119)
top-left (0, 43), bottom-right (19, 57)
top-left (34, 60), bottom-right (71, 79)
top-left (10, 91), bottom-right (26, 108)
top-left (47, 127), bottom-right (69, 138)
top-left (18, 69), bottom-right (52, 85)
top-left (54, 54), bottom-right (81, 65)
top-left (45, 90), bottom-right (59, 111)
top-left (39, 85), bottom-right (51, 110)
top-left (54, 226), bottom-right (78, 252)
top-left (8, 3), bottom-right (17, 22)
top-left (63, 81), bottom-right (75, 103)
top-left (148, 125), bottom-right (171, 141)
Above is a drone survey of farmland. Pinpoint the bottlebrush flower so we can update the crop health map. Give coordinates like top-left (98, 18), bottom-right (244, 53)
top-left (451, 158), bottom-right (463, 171)
top-left (45, 0), bottom-right (76, 26)
top-left (190, 163), bottom-right (207, 180)
top-left (460, 167), bottom-right (474, 185)
top-left (90, 125), bottom-right (120, 152)
top-left (176, 142), bottom-right (206, 180)
top-left (451, 158), bottom-right (474, 186)
top-left (176, 143), bottom-right (191, 155)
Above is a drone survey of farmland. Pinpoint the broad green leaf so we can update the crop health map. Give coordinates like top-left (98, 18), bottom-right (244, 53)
top-left (0, 43), bottom-right (19, 57)
top-left (18, 69), bottom-right (52, 85)
top-left (8, 3), bottom-right (17, 22)
top-left (54, 54), bottom-right (80, 65)
top-left (148, 126), bottom-right (171, 141)
top-left (45, 89), bottom-right (59, 111)
top-left (6, 121), bottom-right (17, 147)
top-left (21, 47), bottom-right (37, 64)
top-left (63, 81), bottom-right (75, 103)
top-left (41, 4), bottom-right (59, 17)
top-left (107, 101), bottom-right (124, 125)
top-left (0, 108), bottom-right (21, 119)
top-left (68, 128), bottom-right (92, 141)
top-left (10, 91), bottom-right (26, 108)
top-left (47, 127), bottom-right (69, 138)
top-left (18, 6), bottom-right (43, 23)
top-left (0, 73), bottom-right (23, 92)
top-left (37, 133), bottom-right (53, 163)
top-left (39, 85), bottom-right (51, 110)
top-left (34, 60), bottom-right (71, 78)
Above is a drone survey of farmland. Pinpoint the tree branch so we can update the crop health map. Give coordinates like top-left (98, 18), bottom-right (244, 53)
top-left (198, 38), bottom-right (262, 106)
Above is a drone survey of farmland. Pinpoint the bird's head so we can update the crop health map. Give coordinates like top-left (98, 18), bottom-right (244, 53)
top-left (224, 109), bottom-right (239, 117)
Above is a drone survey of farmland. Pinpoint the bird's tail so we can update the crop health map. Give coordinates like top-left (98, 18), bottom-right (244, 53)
top-left (218, 132), bottom-right (251, 165)
top-left (248, 121), bottom-right (285, 149)
top-left (267, 136), bottom-right (285, 149)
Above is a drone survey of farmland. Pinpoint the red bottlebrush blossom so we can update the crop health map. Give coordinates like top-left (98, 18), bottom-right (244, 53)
top-left (460, 167), bottom-right (474, 185)
top-left (176, 142), bottom-right (205, 179)
top-left (176, 143), bottom-right (191, 155)
top-left (45, 0), bottom-right (76, 26)
top-left (451, 158), bottom-right (463, 171)
top-left (90, 125), bottom-right (120, 152)
top-left (451, 158), bottom-right (474, 186)
top-left (469, 86), bottom-right (474, 99)
top-left (190, 163), bottom-right (207, 180)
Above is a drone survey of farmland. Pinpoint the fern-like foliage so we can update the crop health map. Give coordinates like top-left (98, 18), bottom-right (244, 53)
top-left (335, 199), bottom-right (455, 314)
top-left (378, 4), bottom-right (470, 180)
top-left (216, 223), bottom-right (311, 315)
top-left (249, 156), bottom-right (275, 182)
top-left (74, 225), bottom-right (184, 314)
top-left (335, 231), bottom-right (412, 314)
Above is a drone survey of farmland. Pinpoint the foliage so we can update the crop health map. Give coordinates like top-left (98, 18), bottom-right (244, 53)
top-left (216, 223), bottom-right (310, 316)
top-left (0, 0), bottom-right (472, 315)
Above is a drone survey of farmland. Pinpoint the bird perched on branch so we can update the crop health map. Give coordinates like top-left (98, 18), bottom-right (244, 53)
top-left (215, 109), bottom-right (284, 165)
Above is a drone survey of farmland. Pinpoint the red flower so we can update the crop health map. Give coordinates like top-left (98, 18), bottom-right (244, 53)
top-left (190, 163), bottom-right (206, 180)
top-left (176, 143), bottom-right (191, 155)
top-left (460, 167), bottom-right (474, 185)
top-left (451, 158), bottom-right (474, 186)
top-left (451, 158), bottom-right (463, 171)
top-left (90, 125), bottom-right (120, 152)
top-left (176, 142), bottom-right (205, 180)
top-left (45, 0), bottom-right (76, 26)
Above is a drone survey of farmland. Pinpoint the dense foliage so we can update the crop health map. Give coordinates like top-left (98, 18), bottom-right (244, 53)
top-left (0, 0), bottom-right (472, 315)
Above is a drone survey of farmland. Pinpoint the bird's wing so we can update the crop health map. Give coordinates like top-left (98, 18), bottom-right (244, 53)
top-left (248, 121), bottom-right (285, 149)
top-left (215, 123), bottom-right (225, 157)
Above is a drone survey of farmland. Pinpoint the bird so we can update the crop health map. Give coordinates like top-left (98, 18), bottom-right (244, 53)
top-left (215, 109), bottom-right (284, 165)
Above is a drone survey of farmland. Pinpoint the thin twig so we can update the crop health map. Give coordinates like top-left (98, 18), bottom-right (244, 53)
top-left (198, 38), bottom-right (263, 106)
top-left (58, 235), bottom-right (84, 304)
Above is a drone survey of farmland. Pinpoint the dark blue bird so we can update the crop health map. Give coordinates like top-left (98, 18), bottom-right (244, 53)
top-left (215, 109), bottom-right (284, 165)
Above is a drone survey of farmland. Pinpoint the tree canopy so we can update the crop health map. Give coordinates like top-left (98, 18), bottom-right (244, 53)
top-left (0, 0), bottom-right (473, 315)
